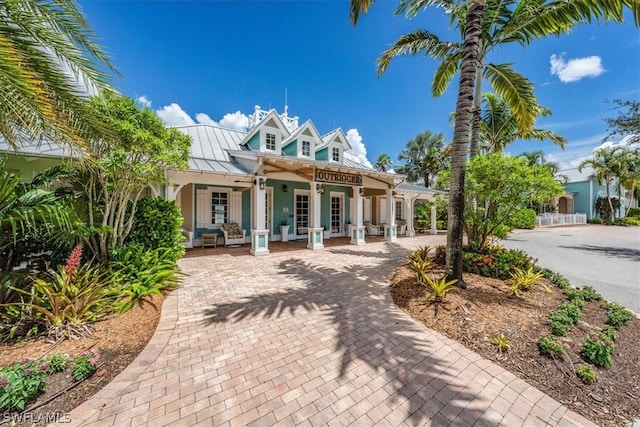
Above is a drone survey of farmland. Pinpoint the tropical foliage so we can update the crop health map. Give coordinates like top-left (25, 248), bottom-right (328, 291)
top-left (0, 160), bottom-right (73, 275)
top-left (461, 153), bottom-right (563, 249)
top-left (72, 90), bottom-right (191, 262)
top-left (0, 0), bottom-right (117, 150)
top-left (350, 0), bottom-right (639, 286)
top-left (396, 130), bottom-right (448, 187)
top-left (374, 153), bottom-right (392, 171)
top-left (478, 93), bottom-right (566, 154)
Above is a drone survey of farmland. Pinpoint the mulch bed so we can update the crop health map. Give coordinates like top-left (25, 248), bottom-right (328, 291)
top-left (390, 264), bottom-right (640, 427)
top-left (0, 295), bottom-right (164, 427)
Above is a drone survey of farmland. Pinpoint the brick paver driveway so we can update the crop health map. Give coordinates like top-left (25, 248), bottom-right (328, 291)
top-left (61, 236), bottom-right (594, 427)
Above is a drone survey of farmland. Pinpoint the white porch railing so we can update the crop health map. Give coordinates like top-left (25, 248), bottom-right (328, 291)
top-left (536, 213), bottom-right (587, 227)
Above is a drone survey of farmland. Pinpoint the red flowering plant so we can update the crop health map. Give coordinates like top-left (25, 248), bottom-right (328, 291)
top-left (8, 244), bottom-right (115, 339)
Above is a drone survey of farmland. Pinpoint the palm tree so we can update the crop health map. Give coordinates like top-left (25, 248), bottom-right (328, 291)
top-left (520, 149), bottom-right (566, 185)
top-left (0, 0), bottom-right (117, 150)
top-left (396, 131), bottom-right (447, 187)
top-left (479, 93), bottom-right (566, 154)
top-left (351, 0), bottom-right (638, 285)
top-left (377, 0), bottom-right (639, 158)
top-left (579, 147), bottom-right (622, 222)
top-left (374, 153), bottom-right (393, 171)
top-left (0, 160), bottom-right (72, 273)
top-left (611, 146), bottom-right (640, 216)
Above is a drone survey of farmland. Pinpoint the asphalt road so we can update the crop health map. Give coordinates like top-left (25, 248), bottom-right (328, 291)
top-left (503, 225), bottom-right (640, 315)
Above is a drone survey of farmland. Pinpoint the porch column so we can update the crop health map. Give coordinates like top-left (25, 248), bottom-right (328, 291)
top-left (251, 175), bottom-right (270, 256)
top-left (430, 204), bottom-right (438, 235)
top-left (308, 181), bottom-right (324, 250)
top-left (406, 197), bottom-right (415, 237)
top-left (350, 186), bottom-right (366, 245)
top-left (384, 188), bottom-right (397, 242)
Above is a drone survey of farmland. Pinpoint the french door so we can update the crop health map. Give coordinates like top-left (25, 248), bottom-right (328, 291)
top-left (330, 193), bottom-right (344, 236)
top-left (295, 192), bottom-right (309, 235)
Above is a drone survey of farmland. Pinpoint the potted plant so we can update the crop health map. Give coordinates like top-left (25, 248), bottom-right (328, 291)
top-left (280, 219), bottom-right (290, 242)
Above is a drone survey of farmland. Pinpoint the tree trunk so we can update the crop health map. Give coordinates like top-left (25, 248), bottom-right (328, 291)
top-left (606, 178), bottom-right (615, 222)
top-left (445, 0), bottom-right (484, 288)
top-left (469, 44), bottom-right (483, 159)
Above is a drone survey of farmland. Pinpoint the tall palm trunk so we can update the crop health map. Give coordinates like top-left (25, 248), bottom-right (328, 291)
top-left (445, 0), bottom-right (484, 288)
top-left (469, 40), bottom-right (484, 159)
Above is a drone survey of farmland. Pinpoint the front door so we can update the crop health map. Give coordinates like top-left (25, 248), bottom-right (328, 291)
top-left (295, 192), bottom-right (309, 236)
top-left (330, 193), bottom-right (344, 236)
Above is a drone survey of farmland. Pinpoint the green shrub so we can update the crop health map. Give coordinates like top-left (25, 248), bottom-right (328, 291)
top-left (538, 335), bottom-right (564, 358)
top-left (463, 247), bottom-right (535, 280)
top-left (595, 197), bottom-right (621, 222)
top-left (111, 245), bottom-right (184, 314)
top-left (621, 216), bottom-right (640, 226)
top-left (548, 309), bottom-right (576, 336)
top-left (587, 218), bottom-right (603, 224)
top-left (628, 207), bottom-right (640, 218)
top-left (72, 349), bottom-right (100, 381)
top-left (540, 269), bottom-right (572, 290)
top-left (47, 353), bottom-right (70, 374)
top-left (0, 359), bottom-right (48, 410)
top-left (600, 325), bottom-right (618, 342)
top-left (581, 334), bottom-right (615, 368)
top-left (556, 302), bottom-right (582, 324)
top-left (601, 302), bottom-right (633, 328)
top-left (576, 365), bottom-right (598, 384)
top-left (577, 286), bottom-right (602, 302)
top-left (125, 196), bottom-right (185, 263)
top-left (507, 208), bottom-right (537, 229)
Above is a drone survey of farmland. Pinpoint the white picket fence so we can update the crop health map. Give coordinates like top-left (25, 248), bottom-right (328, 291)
top-left (536, 213), bottom-right (587, 228)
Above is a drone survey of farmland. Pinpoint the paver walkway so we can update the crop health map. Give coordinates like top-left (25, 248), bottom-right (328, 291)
top-left (58, 236), bottom-right (596, 427)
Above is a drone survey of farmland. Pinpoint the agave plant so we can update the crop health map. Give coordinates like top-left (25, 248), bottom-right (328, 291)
top-left (424, 275), bottom-right (458, 303)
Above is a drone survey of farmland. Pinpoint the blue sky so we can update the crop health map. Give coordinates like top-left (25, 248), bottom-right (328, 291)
top-left (80, 1), bottom-right (639, 171)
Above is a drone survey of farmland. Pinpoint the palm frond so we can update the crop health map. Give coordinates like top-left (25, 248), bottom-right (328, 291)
top-left (484, 63), bottom-right (536, 134)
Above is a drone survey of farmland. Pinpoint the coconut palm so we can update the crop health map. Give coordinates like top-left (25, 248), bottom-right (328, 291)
top-left (374, 153), bottom-right (393, 171)
top-left (351, 0), bottom-right (638, 285)
top-left (0, 0), bottom-right (117, 150)
top-left (479, 93), bottom-right (566, 154)
top-left (520, 149), bottom-right (566, 184)
top-left (396, 131), bottom-right (447, 187)
top-left (377, 0), bottom-right (639, 158)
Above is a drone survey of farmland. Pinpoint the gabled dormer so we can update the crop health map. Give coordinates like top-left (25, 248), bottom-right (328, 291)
top-left (316, 128), bottom-right (351, 165)
top-left (281, 120), bottom-right (323, 161)
top-left (242, 106), bottom-right (290, 154)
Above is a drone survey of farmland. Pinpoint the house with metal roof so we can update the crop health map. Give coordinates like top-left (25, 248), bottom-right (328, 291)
top-left (1, 105), bottom-right (444, 256)
top-left (163, 105), bottom-right (444, 255)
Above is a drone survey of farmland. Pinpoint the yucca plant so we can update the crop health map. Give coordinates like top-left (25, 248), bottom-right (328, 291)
top-left (424, 275), bottom-right (458, 303)
top-left (503, 267), bottom-right (551, 297)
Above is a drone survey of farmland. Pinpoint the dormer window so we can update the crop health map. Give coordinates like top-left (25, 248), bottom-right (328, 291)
top-left (302, 141), bottom-right (311, 157)
top-left (332, 147), bottom-right (340, 162)
top-left (265, 133), bottom-right (276, 151)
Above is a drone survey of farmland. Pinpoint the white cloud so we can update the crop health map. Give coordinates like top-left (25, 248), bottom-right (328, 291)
top-left (137, 95), bottom-right (152, 108)
top-left (194, 113), bottom-right (217, 126)
top-left (549, 53), bottom-right (604, 83)
top-left (218, 111), bottom-right (249, 131)
top-left (155, 103), bottom-right (195, 126)
top-left (344, 129), bottom-right (373, 168)
top-left (155, 102), bottom-right (249, 131)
